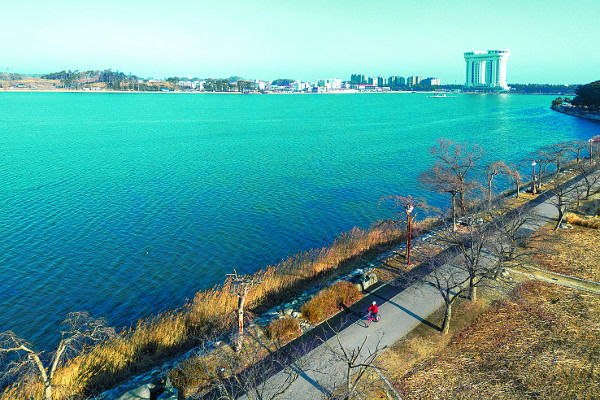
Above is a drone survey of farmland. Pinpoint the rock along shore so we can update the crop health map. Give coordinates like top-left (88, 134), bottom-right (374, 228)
top-left (551, 104), bottom-right (600, 121)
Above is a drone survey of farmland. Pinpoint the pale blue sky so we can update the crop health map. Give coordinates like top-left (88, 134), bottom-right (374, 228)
top-left (3, 0), bottom-right (599, 83)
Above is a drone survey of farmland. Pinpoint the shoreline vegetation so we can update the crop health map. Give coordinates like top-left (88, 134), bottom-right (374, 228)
top-left (1, 219), bottom-right (427, 398)
top-left (551, 80), bottom-right (600, 121)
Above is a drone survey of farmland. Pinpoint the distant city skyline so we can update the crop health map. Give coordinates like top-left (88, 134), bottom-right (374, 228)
top-left (3, 0), bottom-right (599, 84)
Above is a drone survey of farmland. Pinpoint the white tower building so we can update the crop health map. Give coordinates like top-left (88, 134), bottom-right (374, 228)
top-left (464, 50), bottom-right (510, 90)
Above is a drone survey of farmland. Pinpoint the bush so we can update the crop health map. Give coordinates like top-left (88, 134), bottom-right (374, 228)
top-left (265, 317), bottom-right (301, 342)
top-left (300, 281), bottom-right (363, 325)
top-left (565, 213), bottom-right (600, 229)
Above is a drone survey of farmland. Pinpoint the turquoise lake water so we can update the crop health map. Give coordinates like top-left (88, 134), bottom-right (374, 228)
top-left (0, 92), bottom-right (598, 348)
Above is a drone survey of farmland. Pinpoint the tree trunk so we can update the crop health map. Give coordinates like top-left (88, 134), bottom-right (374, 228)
top-left (442, 303), bottom-right (452, 335)
top-left (469, 282), bottom-right (477, 302)
top-left (236, 288), bottom-right (248, 352)
top-left (451, 192), bottom-right (457, 232)
top-left (44, 383), bottom-right (52, 400)
top-left (29, 351), bottom-right (52, 400)
top-left (346, 366), bottom-right (352, 399)
top-left (554, 206), bottom-right (565, 231)
top-left (487, 181), bottom-right (493, 209)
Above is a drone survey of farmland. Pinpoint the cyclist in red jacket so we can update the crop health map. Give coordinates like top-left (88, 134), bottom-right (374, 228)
top-left (367, 301), bottom-right (378, 321)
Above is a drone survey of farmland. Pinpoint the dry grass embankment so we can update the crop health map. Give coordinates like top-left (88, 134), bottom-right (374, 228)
top-left (3, 224), bottom-right (413, 399)
top-left (370, 219), bottom-right (600, 399)
top-left (392, 281), bottom-right (600, 399)
top-left (532, 224), bottom-right (600, 282)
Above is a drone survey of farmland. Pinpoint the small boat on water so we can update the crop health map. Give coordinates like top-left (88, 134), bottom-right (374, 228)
top-left (427, 93), bottom-right (453, 98)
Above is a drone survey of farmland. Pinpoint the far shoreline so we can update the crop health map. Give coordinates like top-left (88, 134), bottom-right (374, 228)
top-left (0, 88), bottom-right (572, 95)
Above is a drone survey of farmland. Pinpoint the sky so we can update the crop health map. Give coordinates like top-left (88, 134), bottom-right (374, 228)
top-left (2, 0), bottom-right (599, 84)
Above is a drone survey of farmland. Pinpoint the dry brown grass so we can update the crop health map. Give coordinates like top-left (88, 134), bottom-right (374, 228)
top-left (531, 225), bottom-right (600, 282)
top-left (392, 281), bottom-right (600, 399)
top-left (374, 217), bottom-right (600, 399)
top-left (300, 281), bottom-right (364, 325)
top-left (565, 212), bottom-right (600, 229)
top-left (265, 317), bottom-right (301, 342)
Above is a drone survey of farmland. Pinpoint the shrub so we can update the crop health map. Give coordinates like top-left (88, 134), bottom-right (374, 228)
top-left (265, 317), bottom-right (301, 342)
top-left (565, 213), bottom-right (600, 229)
top-left (300, 281), bottom-right (363, 325)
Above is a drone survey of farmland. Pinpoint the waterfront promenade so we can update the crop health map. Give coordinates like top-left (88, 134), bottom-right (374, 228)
top-left (237, 168), bottom-right (600, 400)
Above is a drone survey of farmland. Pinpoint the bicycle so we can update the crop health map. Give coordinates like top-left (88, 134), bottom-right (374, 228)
top-left (366, 311), bottom-right (380, 327)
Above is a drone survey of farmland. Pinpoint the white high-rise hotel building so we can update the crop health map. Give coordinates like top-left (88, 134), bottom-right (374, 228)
top-left (464, 49), bottom-right (510, 90)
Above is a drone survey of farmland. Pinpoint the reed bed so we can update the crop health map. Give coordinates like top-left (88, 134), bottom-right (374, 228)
top-left (300, 280), bottom-right (364, 325)
top-left (265, 317), bottom-right (301, 342)
top-left (565, 212), bottom-right (600, 229)
top-left (2, 222), bottom-right (410, 399)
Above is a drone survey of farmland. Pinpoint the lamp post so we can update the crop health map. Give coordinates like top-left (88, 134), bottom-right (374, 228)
top-left (531, 160), bottom-right (537, 195)
top-left (406, 204), bottom-right (414, 265)
top-left (591, 138), bottom-right (595, 165)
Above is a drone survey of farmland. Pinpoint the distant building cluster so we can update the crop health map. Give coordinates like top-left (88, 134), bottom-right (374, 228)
top-left (350, 74), bottom-right (440, 89)
top-left (176, 77), bottom-right (351, 93)
top-left (173, 74), bottom-right (442, 93)
top-left (464, 49), bottom-right (510, 90)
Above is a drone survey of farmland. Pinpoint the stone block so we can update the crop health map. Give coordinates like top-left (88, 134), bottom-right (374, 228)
top-left (118, 383), bottom-right (154, 400)
top-left (357, 273), bottom-right (378, 291)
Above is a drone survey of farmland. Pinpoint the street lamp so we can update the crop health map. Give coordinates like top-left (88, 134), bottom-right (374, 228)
top-left (590, 138), bottom-right (595, 165)
top-left (531, 160), bottom-right (537, 195)
top-left (406, 204), bottom-right (414, 265)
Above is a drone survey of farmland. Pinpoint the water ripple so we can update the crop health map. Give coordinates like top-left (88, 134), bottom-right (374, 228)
top-left (0, 92), bottom-right (597, 349)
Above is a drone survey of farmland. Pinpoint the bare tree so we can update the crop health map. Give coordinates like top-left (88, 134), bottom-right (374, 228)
top-left (420, 164), bottom-right (462, 231)
top-left (435, 221), bottom-right (494, 302)
top-left (484, 160), bottom-right (505, 209)
top-left (226, 270), bottom-right (260, 352)
top-left (0, 312), bottom-right (114, 400)
top-left (319, 328), bottom-right (387, 400)
top-left (502, 162), bottom-right (524, 198)
top-left (540, 142), bottom-right (569, 177)
top-left (425, 261), bottom-right (469, 335)
top-left (566, 140), bottom-right (588, 164)
top-left (422, 138), bottom-right (484, 212)
top-left (487, 203), bottom-right (544, 278)
top-left (183, 329), bottom-right (307, 400)
top-left (547, 181), bottom-right (584, 230)
top-left (573, 162), bottom-right (600, 199)
top-left (529, 150), bottom-right (552, 191)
